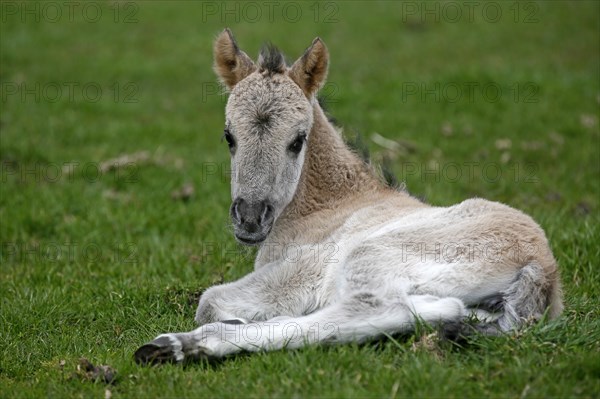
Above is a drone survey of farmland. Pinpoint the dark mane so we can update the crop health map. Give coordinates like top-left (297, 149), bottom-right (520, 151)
top-left (258, 43), bottom-right (287, 74)
top-left (318, 95), bottom-right (403, 191)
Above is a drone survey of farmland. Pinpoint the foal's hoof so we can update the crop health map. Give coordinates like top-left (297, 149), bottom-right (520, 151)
top-left (134, 335), bottom-right (184, 366)
top-left (439, 320), bottom-right (503, 341)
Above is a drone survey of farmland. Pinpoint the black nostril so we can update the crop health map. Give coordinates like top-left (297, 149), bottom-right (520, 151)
top-left (260, 203), bottom-right (274, 224)
top-left (231, 198), bottom-right (246, 223)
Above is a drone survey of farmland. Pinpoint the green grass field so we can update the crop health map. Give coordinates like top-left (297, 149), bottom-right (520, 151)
top-left (1, 1), bottom-right (599, 397)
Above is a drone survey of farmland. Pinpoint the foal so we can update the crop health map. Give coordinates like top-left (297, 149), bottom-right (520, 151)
top-left (135, 29), bottom-right (562, 364)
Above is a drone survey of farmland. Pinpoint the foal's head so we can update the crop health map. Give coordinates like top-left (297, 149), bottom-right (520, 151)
top-left (213, 29), bottom-right (329, 245)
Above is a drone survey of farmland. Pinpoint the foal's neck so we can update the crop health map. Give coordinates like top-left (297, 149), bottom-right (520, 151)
top-left (281, 103), bottom-right (384, 220)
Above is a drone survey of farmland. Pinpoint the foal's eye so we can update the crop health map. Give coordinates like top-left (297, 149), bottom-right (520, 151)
top-left (222, 128), bottom-right (236, 151)
top-left (288, 134), bottom-right (306, 155)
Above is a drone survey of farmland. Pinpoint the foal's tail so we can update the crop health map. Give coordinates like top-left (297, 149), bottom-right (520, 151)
top-left (445, 261), bottom-right (563, 339)
top-left (498, 261), bottom-right (563, 330)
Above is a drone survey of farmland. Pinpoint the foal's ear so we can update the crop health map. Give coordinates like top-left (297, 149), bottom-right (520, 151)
top-left (289, 37), bottom-right (329, 97)
top-left (213, 28), bottom-right (256, 89)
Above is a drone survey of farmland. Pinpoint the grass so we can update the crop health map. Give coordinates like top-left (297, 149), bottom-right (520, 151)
top-left (1, 1), bottom-right (599, 397)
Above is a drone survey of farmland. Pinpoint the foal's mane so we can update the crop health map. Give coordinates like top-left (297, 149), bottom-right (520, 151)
top-left (258, 43), bottom-right (287, 74)
top-left (317, 95), bottom-right (403, 191)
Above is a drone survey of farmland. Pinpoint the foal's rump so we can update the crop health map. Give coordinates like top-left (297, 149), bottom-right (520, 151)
top-left (340, 198), bottom-right (561, 330)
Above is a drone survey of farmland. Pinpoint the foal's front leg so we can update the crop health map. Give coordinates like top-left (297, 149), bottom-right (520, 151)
top-left (135, 260), bottom-right (319, 364)
top-left (134, 291), bottom-right (466, 364)
top-left (134, 319), bottom-right (249, 364)
top-left (194, 258), bottom-right (317, 325)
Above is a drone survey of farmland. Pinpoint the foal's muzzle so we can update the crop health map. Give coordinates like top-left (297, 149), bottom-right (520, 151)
top-left (230, 198), bottom-right (274, 245)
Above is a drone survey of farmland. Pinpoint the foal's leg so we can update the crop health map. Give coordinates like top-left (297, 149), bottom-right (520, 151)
top-left (193, 259), bottom-right (320, 325)
top-left (445, 261), bottom-right (561, 338)
top-left (134, 292), bottom-right (466, 364)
